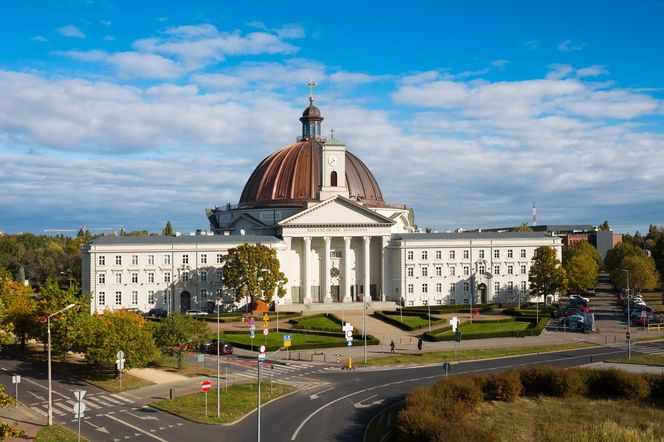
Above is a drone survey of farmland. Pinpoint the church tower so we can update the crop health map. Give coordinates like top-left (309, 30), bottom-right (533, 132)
top-left (319, 132), bottom-right (348, 200)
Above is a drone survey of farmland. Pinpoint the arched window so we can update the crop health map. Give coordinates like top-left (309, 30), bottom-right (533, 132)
top-left (330, 171), bottom-right (338, 187)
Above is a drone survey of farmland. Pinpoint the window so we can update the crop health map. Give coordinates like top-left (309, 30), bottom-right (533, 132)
top-left (148, 255), bottom-right (154, 265)
top-left (330, 250), bottom-right (342, 258)
top-left (463, 265), bottom-right (470, 276)
top-left (422, 283), bottom-right (428, 293)
top-left (479, 250), bottom-right (485, 259)
top-left (148, 272), bottom-right (154, 283)
top-left (450, 299), bottom-right (456, 305)
top-left (131, 272), bottom-right (138, 284)
top-left (216, 254), bottom-right (223, 264)
top-left (463, 298), bottom-right (469, 304)
top-left (148, 291), bottom-right (155, 304)
top-left (98, 292), bottom-right (105, 305)
top-left (436, 283), bottom-right (442, 293)
top-left (450, 266), bottom-right (456, 276)
top-left (494, 249), bottom-right (500, 259)
top-left (449, 283), bottom-right (455, 293)
top-left (182, 271), bottom-right (189, 282)
top-left (421, 251), bottom-right (428, 260)
top-left (521, 265), bottom-right (527, 274)
top-left (182, 254), bottom-right (189, 264)
top-left (164, 254), bottom-right (171, 265)
top-left (216, 289), bottom-right (222, 298)
top-left (216, 270), bottom-right (223, 281)
top-left (201, 288), bottom-right (208, 299)
top-left (407, 284), bottom-right (414, 294)
top-left (508, 249), bottom-right (513, 258)
top-left (115, 255), bottom-right (122, 265)
top-left (436, 299), bottom-right (442, 305)
top-left (98, 255), bottom-right (106, 266)
top-left (494, 265), bottom-right (500, 275)
top-left (521, 249), bottom-right (527, 258)
top-left (463, 282), bottom-right (469, 292)
top-left (507, 281), bottom-right (514, 293)
top-left (435, 250), bottom-right (442, 260)
top-left (200, 271), bottom-right (207, 282)
top-left (98, 273), bottom-right (105, 284)
top-left (115, 273), bottom-right (122, 284)
top-left (201, 254), bottom-right (207, 264)
top-left (330, 171), bottom-right (338, 186)
top-left (449, 250), bottom-right (455, 259)
top-left (421, 266), bottom-right (428, 277)
top-left (115, 291), bottom-right (122, 305)
top-left (507, 265), bottom-right (514, 275)
top-left (407, 267), bottom-right (414, 277)
top-left (407, 251), bottom-right (414, 260)
top-left (520, 281), bottom-right (527, 292)
top-left (494, 282), bottom-right (500, 293)
top-left (463, 250), bottom-right (469, 259)
top-left (435, 266), bottom-right (442, 277)
top-left (479, 264), bottom-right (485, 275)
top-left (164, 272), bottom-right (171, 283)
top-left (132, 255), bottom-right (138, 265)
top-left (408, 300), bottom-right (414, 306)
top-left (131, 291), bottom-right (138, 305)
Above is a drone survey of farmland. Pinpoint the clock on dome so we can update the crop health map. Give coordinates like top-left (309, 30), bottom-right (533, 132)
top-left (328, 155), bottom-right (339, 167)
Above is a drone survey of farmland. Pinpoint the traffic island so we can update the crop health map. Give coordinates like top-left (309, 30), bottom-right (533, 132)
top-left (151, 382), bottom-right (296, 424)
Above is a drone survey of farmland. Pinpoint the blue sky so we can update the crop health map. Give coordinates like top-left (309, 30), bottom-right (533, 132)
top-left (0, 0), bottom-right (663, 235)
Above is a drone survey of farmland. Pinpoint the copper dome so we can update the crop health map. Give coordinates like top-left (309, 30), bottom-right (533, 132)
top-left (239, 139), bottom-right (385, 208)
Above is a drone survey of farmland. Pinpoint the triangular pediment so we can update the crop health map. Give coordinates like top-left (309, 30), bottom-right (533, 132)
top-left (227, 213), bottom-right (267, 228)
top-left (278, 196), bottom-right (395, 227)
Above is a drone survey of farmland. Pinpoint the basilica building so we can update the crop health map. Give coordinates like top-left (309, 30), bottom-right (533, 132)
top-left (82, 91), bottom-right (562, 314)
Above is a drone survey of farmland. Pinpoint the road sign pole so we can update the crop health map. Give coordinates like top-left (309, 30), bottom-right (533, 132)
top-left (205, 391), bottom-right (208, 419)
top-left (257, 360), bottom-right (261, 442)
top-left (78, 409), bottom-right (81, 442)
top-left (270, 366), bottom-right (273, 394)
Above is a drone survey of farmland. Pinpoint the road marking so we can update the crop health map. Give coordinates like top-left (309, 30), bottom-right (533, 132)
top-left (124, 410), bottom-right (159, 421)
top-left (30, 406), bottom-right (47, 416)
top-left (105, 413), bottom-right (169, 442)
top-left (22, 377), bottom-right (69, 399)
top-left (353, 394), bottom-right (384, 409)
top-left (111, 393), bottom-right (134, 403)
top-left (309, 387), bottom-right (334, 400)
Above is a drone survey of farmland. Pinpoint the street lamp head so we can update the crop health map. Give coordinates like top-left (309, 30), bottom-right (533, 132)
top-left (64, 303), bottom-right (76, 310)
top-left (623, 269), bottom-right (629, 273)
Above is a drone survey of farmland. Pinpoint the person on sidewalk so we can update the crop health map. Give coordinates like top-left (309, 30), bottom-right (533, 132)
top-left (417, 337), bottom-right (423, 351)
top-left (390, 340), bottom-right (395, 353)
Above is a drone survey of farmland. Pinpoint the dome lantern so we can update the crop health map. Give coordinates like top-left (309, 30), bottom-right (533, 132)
top-left (299, 80), bottom-right (324, 141)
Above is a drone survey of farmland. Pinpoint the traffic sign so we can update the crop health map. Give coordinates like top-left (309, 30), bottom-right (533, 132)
top-left (258, 344), bottom-right (266, 360)
top-left (73, 390), bottom-right (86, 401)
top-left (250, 329), bottom-right (255, 338)
top-left (450, 317), bottom-right (460, 332)
top-left (73, 402), bottom-right (86, 417)
top-left (116, 350), bottom-right (125, 371)
top-left (197, 354), bottom-right (205, 363)
top-left (250, 317), bottom-right (256, 326)
top-left (201, 380), bottom-right (212, 392)
top-left (11, 375), bottom-right (20, 384)
top-left (259, 345), bottom-right (266, 353)
top-left (626, 331), bottom-right (631, 340)
top-left (347, 340), bottom-right (352, 347)
top-left (263, 313), bottom-right (270, 322)
top-left (284, 334), bottom-right (292, 348)
top-left (345, 330), bottom-right (353, 340)
top-left (263, 328), bottom-right (269, 336)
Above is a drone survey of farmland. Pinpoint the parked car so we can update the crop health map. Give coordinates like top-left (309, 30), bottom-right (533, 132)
top-left (200, 340), bottom-right (233, 355)
top-left (185, 310), bottom-right (207, 316)
top-left (146, 308), bottom-right (168, 318)
top-left (563, 307), bottom-right (586, 317)
top-left (570, 294), bottom-right (589, 303)
top-left (559, 314), bottom-right (585, 331)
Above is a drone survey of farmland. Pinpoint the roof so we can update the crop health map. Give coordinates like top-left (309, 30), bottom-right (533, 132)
top-left (391, 232), bottom-right (557, 241)
top-left (89, 235), bottom-right (281, 246)
top-left (480, 224), bottom-right (594, 233)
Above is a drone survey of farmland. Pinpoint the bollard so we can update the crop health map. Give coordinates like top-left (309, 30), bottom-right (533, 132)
top-left (311, 353), bottom-right (314, 362)
top-left (347, 357), bottom-right (353, 370)
top-left (604, 336), bottom-right (607, 344)
top-left (298, 352), bottom-right (301, 361)
top-left (323, 354), bottom-right (326, 363)
top-left (169, 388), bottom-right (174, 400)
top-left (590, 355), bottom-right (593, 363)
top-left (336, 354), bottom-right (340, 364)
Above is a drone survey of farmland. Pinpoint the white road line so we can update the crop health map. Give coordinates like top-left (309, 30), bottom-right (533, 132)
top-left (54, 401), bottom-right (72, 413)
top-left (111, 393), bottom-right (134, 403)
top-left (105, 413), bottom-right (169, 442)
top-left (95, 394), bottom-right (124, 405)
top-left (30, 406), bottom-right (47, 416)
top-left (87, 396), bottom-right (114, 407)
top-left (21, 377), bottom-right (69, 399)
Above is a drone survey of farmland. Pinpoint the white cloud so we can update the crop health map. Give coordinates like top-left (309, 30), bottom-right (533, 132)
top-left (576, 65), bottom-right (608, 78)
top-left (558, 39), bottom-right (586, 52)
top-left (31, 35), bottom-right (47, 42)
top-left (107, 52), bottom-right (184, 79)
top-left (57, 25), bottom-right (86, 39)
top-left (329, 71), bottom-right (389, 85)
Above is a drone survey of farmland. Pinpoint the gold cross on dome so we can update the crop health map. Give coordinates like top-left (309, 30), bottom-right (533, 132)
top-left (307, 79), bottom-right (317, 103)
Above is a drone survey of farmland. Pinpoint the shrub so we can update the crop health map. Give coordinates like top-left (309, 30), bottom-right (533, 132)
top-left (645, 373), bottom-right (664, 401)
top-left (520, 366), bottom-right (584, 397)
top-left (581, 368), bottom-right (651, 400)
top-left (483, 369), bottom-right (523, 402)
top-left (569, 420), bottom-right (658, 442)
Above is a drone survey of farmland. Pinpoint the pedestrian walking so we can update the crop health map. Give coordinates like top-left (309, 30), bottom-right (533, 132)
top-left (417, 337), bottom-right (423, 351)
top-left (390, 340), bottom-right (395, 353)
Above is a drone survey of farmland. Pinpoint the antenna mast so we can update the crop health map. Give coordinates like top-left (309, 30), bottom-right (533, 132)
top-left (531, 201), bottom-right (537, 226)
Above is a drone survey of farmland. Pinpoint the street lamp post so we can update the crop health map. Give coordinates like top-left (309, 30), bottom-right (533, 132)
top-left (216, 296), bottom-right (222, 418)
top-left (48, 303), bottom-right (76, 426)
top-left (59, 271), bottom-right (73, 288)
top-left (427, 296), bottom-right (431, 332)
top-left (364, 301), bottom-right (368, 364)
top-left (624, 269), bottom-right (631, 359)
top-left (257, 347), bottom-right (285, 442)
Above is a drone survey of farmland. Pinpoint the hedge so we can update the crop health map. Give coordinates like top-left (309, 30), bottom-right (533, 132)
top-left (192, 312), bottom-right (300, 323)
top-left (222, 329), bottom-right (379, 351)
top-left (373, 310), bottom-right (446, 331)
top-left (402, 303), bottom-right (501, 314)
top-left (424, 317), bottom-right (549, 341)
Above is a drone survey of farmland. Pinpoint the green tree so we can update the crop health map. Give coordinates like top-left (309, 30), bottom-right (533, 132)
top-left (597, 220), bottom-right (611, 231)
top-left (563, 240), bottom-right (602, 268)
top-left (652, 235), bottom-right (664, 281)
top-left (155, 314), bottom-right (209, 369)
top-left (614, 255), bottom-right (659, 291)
top-left (74, 310), bottom-right (160, 370)
top-left (528, 246), bottom-right (568, 304)
top-left (222, 243), bottom-right (287, 308)
top-left (566, 254), bottom-right (599, 294)
top-left (513, 222), bottom-right (533, 232)
top-left (0, 274), bottom-right (37, 350)
top-left (0, 384), bottom-right (25, 440)
top-left (163, 221), bottom-right (174, 236)
top-left (604, 242), bottom-right (645, 282)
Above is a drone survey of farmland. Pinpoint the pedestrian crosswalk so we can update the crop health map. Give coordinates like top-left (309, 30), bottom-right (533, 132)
top-left (633, 343), bottom-right (664, 355)
top-left (28, 392), bottom-right (135, 417)
top-left (230, 362), bottom-right (326, 389)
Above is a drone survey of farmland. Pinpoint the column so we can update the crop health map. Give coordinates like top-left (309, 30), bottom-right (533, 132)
top-left (303, 237), bottom-right (312, 304)
top-left (283, 237), bottom-right (293, 304)
top-left (343, 236), bottom-right (352, 302)
top-left (323, 236), bottom-right (332, 303)
top-left (380, 235), bottom-right (389, 301)
top-left (363, 236), bottom-right (371, 302)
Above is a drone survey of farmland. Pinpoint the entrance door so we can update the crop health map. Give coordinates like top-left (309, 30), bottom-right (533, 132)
top-left (478, 284), bottom-right (487, 304)
top-left (331, 285), bottom-right (340, 302)
top-left (180, 291), bottom-right (191, 313)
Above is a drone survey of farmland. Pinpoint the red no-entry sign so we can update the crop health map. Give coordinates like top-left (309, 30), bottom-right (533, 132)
top-left (201, 380), bottom-right (212, 392)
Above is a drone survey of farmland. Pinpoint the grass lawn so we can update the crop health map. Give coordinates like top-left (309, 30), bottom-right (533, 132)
top-left (148, 355), bottom-right (223, 377)
top-left (470, 396), bottom-right (664, 441)
top-left (292, 315), bottom-right (340, 331)
top-left (86, 373), bottom-right (155, 393)
top-left (381, 313), bottom-right (442, 330)
top-left (431, 320), bottom-right (532, 338)
top-left (364, 342), bottom-right (597, 366)
top-left (35, 424), bottom-right (88, 442)
top-left (152, 382), bottom-right (296, 424)
top-left (607, 353), bottom-right (664, 366)
top-left (222, 331), bottom-right (347, 349)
